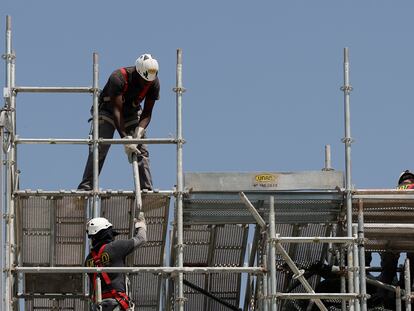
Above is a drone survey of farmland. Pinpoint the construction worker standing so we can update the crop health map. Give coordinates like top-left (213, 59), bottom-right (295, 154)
top-left (374, 170), bottom-right (414, 308)
top-left (85, 215), bottom-right (147, 311)
top-left (78, 53), bottom-right (160, 191)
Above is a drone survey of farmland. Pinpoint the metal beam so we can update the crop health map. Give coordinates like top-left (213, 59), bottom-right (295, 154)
top-left (183, 279), bottom-right (241, 311)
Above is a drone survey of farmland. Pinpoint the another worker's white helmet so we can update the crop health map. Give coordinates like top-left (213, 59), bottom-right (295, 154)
top-left (135, 54), bottom-right (159, 81)
top-left (86, 217), bottom-right (112, 237)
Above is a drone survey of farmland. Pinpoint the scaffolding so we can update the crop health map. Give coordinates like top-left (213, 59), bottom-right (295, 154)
top-left (2, 15), bottom-right (414, 311)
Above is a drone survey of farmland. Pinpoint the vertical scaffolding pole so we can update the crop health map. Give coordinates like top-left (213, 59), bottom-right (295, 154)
top-left (92, 52), bottom-right (99, 217)
top-left (404, 258), bottom-right (412, 311)
top-left (341, 47), bottom-right (355, 311)
top-left (357, 200), bottom-right (367, 311)
top-left (396, 287), bottom-right (402, 311)
top-left (4, 15), bottom-right (16, 311)
top-left (174, 48), bottom-right (185, 311)
top-left (268, 196), bottom-right (277, 311)
top-left (323, 144), bottom-right (333, 171)
top-left (2, 16), bottom-right (12, 311)
top-left (352, 226), bottom-right (360, 311)
top-left (262, 246), bottom-right (269, 311)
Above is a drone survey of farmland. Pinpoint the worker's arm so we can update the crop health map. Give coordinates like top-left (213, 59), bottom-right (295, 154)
top-left (132, 213), bottom-right (147, 249)
top-left (112, 95), bottom-right (128, 138)
top-left (138, 97), bottom-right (156, 130)
top-left (132, 226), bottom-right (147, 249)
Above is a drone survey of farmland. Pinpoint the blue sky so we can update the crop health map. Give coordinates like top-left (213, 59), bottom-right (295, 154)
top-left (2, 1), bottom-right (414, 191)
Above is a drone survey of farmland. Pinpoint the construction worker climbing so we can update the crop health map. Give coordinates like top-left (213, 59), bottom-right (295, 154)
top-left (85, 215), bottom-right (147, 311)
top-left (78, 53), bottom-right (160, 191)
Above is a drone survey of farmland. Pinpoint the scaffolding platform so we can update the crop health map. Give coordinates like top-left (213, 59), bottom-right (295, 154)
top-left (15, 192), bottom-right (170, 310)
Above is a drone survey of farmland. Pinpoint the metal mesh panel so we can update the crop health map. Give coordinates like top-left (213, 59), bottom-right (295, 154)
top-left (172, 224), bottom-right (248, 310)
top-left (130, 273), bottom-right (160, 309)
top-left (24, 298), bottom-right (88, 311)
top-left (18, 196), bottom-right (87, 267)
top-left (182, 274), bottom-right (208, 311)
top-left (184, 192), bottom-right (342, 225)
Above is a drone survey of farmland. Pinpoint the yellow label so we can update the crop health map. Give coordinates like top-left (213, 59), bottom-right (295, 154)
top-left (254, 174), bottom-right (276, 183)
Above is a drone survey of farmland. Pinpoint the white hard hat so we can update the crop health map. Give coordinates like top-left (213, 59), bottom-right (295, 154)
top-left (86, 217), bottom-right (112, 236)
top-left (135, 53), bottom-right (159, 81)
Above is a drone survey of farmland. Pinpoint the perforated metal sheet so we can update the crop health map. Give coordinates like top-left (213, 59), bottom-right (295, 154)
top-left (16, 195), bottom-right (87, 300)
top-left (101, 193), bottom-right (170, 310)
top-left (24, 298), bottom-right (88, 311)
top-left (17, 196), bottom-right (87, 267)
top-left (184, 192), bottom-right (343, 225)
top-left (172, 224), bottom-right (249, 311)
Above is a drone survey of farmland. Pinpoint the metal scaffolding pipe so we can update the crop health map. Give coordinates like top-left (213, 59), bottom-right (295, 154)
top-left (262, 245), bottom-right (269, 311)
top-left (323, 144), bottom-right (333, 171)
top-left (276, 293), bottom-right (358, 300)
top-left (13, 86), bottom-right (92, 93)
top-left (92, 52), bottom-right (99, 217)
top-left (352, 226), bottom-right (360, 311)
top-left (3, 16), bottom-right (11, 311)
top-left (357, 200), bottom-right (368, 311)
top-left (13, 189), bottom-right (174, 196)
top-left (342, 47), bottom-right (355, 311)
top-left (239, 192), bottom-right (266, 229)
top-left (174, 48), bottom-right (185, 311)
top-left (4, 15), bottom-right (17, 311)
top-left (274, 242), bottom-right (327, 311)
top-left (14, 266), bottom-right (265, 274)
top-left (274, 237), bottom-right (355, 244)
top-left (268, 196), bottom-right (277, 311)
top-left (404, 258), bottom-right (412, 311)
top-left (366, 276), bottom-right (398, 292)
top-left (397, 287), bottom-right (402, 311)
top-left (15, 137), bottom-right (177, 145)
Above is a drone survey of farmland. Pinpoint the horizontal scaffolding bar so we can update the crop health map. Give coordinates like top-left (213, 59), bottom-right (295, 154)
top-left (15, 138), bottom-right (178, 145)
top-left (14, 189), bottom-right (175, 196)
top-left (364, 223), bottom-right (414, 229)
top-left (352, 189), bottom-right (414, 200)
top-left (15, 266), bottom-right (265, 274)
top-left (16, 138), bottom-right (89, 144)
top-left (275, 293), bottom-right (359, 300)
top-left (17, 293), bottom-right (88, 299)
top-left (275, 237), bottom-right (356, 244)
top-left (13, 86), bottom-right (93, 93)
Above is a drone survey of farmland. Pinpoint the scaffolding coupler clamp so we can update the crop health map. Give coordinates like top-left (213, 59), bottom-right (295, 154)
top-left (175, 296), bottom-right (188, 304)
top-left (356, 237), bottom-right (366, 246)
top-left (341, 137), bottom-right (354, 144)
top-left (292, 269), bottom-right (305, 280)
top-left (172, 87), bottom-right (186, 94)
top-left (1, 52), bottom-right (16, 61)
top-left (340, 85), bottom-right (353, 94)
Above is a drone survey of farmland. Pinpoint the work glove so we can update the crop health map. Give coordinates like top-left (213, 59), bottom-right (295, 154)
top-left (134, 126), bottom-right (146, 139)
top-left (123, 136), bottom-right (140, 162)
top-left (134, 212), bottom-right (147, 231)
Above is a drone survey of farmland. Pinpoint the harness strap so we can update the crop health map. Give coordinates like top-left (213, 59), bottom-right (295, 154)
top-left (120, 67), bottom-right (129, 93)
top-left (91, 244), bottom-right (130, 311)
top-left (102, 291), bottom-right (130, 310)
top-left (119, 67), bottom-right (153, 104)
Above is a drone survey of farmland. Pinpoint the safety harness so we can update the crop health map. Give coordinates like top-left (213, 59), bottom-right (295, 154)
top-left (91, 244), bottom-right (130, 311)
top-left (119, 67), bottom-right (152, 105)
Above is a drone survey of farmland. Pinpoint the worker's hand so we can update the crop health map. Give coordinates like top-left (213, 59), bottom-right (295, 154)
top-left (134, 126), bottom-right (146, 139)
top-left (123, 136), bottom-right (140, 161)
top-left (134, 212), bottom-right (147, 231)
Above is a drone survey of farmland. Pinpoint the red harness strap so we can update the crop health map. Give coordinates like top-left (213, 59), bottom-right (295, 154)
top-left (91, 244), bottom-right (130, 311)
top-left (119, 67), bottom-right (153, 104)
